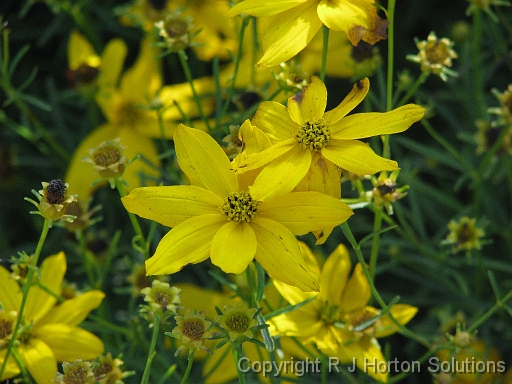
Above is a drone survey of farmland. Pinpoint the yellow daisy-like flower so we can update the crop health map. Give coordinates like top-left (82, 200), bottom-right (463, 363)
top-left (215, 302), bottom-right (258, 343)
top-left (235, 76), bottom-right (425, 202)
top-left (444, 216), bottom-right (485, 254)
top-left (172, 310), bottom-right (213, 355)
top-left (53, 359), bottom-right (95, 384)
top-left (0, 252), bottom-right (104, 384)
top-left (122, 125), bottom-right (354, 291)
top-left (228, 0), bottom-right (387, 67)
top-left (269, 243), bottom-right (417, 382)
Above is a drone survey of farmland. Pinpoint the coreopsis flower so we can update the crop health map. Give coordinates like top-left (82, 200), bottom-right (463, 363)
top-left (94, 353), bottom-right (125, 384)
top-left (488, 84), bottom-right (512, 125)
top-left (122, 125), bottom-right (354, 291)
top-left (443, 217), bottom-right (485, 254)
top-left (141, 280), bottom-right (181, 315)
top-left (215, 302), bottom-right (259, 343)
top-left (234, 76), bottom-right (424, 203)
top-left (82, 138), bottom-right (128, 189)
top-left (369, 170), bottom-right (408, 215)
top-left (269, 243), bottom-right (418, 382)
top-left (274, 60), bottom-right (309, 94)
top-left (228, 0), bottom-right (388, 67)
top-left (53, 360), bottom-right (95, 384)
top-left (155, 11), bottom-right (194, 52)
top-left (0, 252), bottom-right (104, 384)
top-left (406, 31), bottom-right (458, 81)
top-left (170, 310), bottom-right (213, 356)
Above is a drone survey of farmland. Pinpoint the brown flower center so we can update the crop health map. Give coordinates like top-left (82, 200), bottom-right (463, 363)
top-left (182, 318), bottom-right (206, 340)
top-left (225, 312), bottom-right (250, 333)
top-left (295, 118), bottom-right (330, 151)
top-left (93, 146), bottom-right (121, 167)
top-left (425, 41), bottom-right (452, 64)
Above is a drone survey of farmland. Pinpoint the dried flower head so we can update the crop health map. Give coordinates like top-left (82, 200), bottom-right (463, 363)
top-left (141, 280), bottom-right (181, 315)
top-left (488, 84), bottom-right (512, 125)
top-left (369, 170), bottom-right (408, 215)
top-left (474, 120), bottom-right (512, 156)
top-left (0, 309), bottom-right (16, 349)
top-left (407, 31), bottom-right (458, 81)
top-left (274, 60), bottom-right (309, 94)
top-left (53, 359), bottom-right (95, 384)
top-left (171, 310), bottom-right (213, 356)
top-left (94, 353), bottom-right (125, 384)
top-left (443, 216), bottom-right (485, 254)
top-left (155, 11), bottom-right (193, 52)
top-left (82, 138), bottom-right (127, 188)
top-left (215, 302), bottom-right (258, 343)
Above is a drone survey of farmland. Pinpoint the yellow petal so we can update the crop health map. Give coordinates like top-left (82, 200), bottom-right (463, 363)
top-left (298, 241), bottom-right (321, 277)
top-left (36, 291), bottom-right (104, 327)
top-left (321, 139), bottom-right (398, 175)
top-left (249, 145), bottom-right (312, 201)
top-left (251, 217), bottom-right (319, 292)
top-left (35, 323), bottom-right (104, 361)
top-left (0, 350), bottom-right (20, 380)
top-left (25, 252), bottom-right (66, 323)
top-left (320, 244), bottom-right (351, 304)
top-left (269, 310), bottom-right (322, 337)
top-left (374, 304), bottom-right (418, 338)
top-left (0, 265), bottom-right (21, 312)
top-left (317, 0), bottom-right (370, 33)
top-left (272, 279), bottom-right (316, 306)
top-left (19, 338), bottom-right (56, 384)
top-left (233, 140), bottom-right (296, 173)
top-left (287, 76), bottom-right (327, 124)
top-left (65, 124), bottom-right (159, 200)
top-left (257, 2), bottom-right (323, 67)
top-left (68, 31), bottom-right (99, 69)
top-left (258, 191), bottom-right (353, 235)
top-left (252, 101), bottom-right (298, 143)
top-left (210, 222), bottom-right (257, 274)
top-left (97, 38), bottom-right (127, 90)
top-left (174, 125), bottom-right (238, 198)
top-left (175, 283), bottom-right (239, 320)
top-left (343, 338), bottom-right (388, 383)
top-left (323, 78), bottom-right (369, 124)
top-left (145, 214), bottom-right (226, 275)
top-left (331, 104), bottom-right (425, 138)
top-left (122, 185), bottom-right (222, 227)
top-left (339, 263), bottom-right (371, 312)
top-left (228, 0), bottom-right (306, 17)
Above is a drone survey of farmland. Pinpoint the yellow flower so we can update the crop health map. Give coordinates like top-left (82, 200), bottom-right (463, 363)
top-left (228, 0), bottom-right (387, 67)
top-left (122, 125), bottom-right (354, 291)
top-left (215, 302), bottom-right (258, 343)
top-left (141, 280), bottom-right (181, 315)
top-left (443, 216), bottom-right (485, 254)
top-left (171, 310), bottom-right (213, 355)
top-left (0, 252), bottom-right (104, 384)
top-left (234, 76), bottom-right (425, 202)
top-left (269, 243), bottom-right (417, 382)
top-left (94, 353), bottom-right (125, 384)
top-left (29, 180), bottom-right (77, 227)
top-left (53, 359), bottom-right (95, 384)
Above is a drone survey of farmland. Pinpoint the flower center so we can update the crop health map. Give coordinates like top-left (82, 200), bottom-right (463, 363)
top-left (182, 318), bottom-right (206, 340)
top-left (94, 362), bottom-right (112, 377)
top-left (93, 146), bottom-right (121, 167)
top-left (225, 312), bottom-right (250, 334)
top-left (319, 302), bottom-right (341, 325)
top-left (46, 179), bottom-right (67, 204)
top-left (0, 315), bottom-right (14, 342)
top-left (221, 192), bottom-right (258, 223)
top-left (377, 182), bottom-right (396, 197)
top-left (425, 41), bottom-right (451, 65)
top-left (164, 19), bottom-right (188, 38)
top-left (115, 100), bottom-right (142, 126)
top-left (63, 365), bottom-right (90, 384)
top-left (295, 118), bottom-right (330, 151)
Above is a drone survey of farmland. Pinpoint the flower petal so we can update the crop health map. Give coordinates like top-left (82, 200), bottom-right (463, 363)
top-left (0, 265), bottom-right (21, 313)
top-left (317, 0), bottom-right (370, 32)
top-left (258, 191), bottom-right (353, 235)
top-left (122, 185), bottom-right (223, 227)
top-left (272, 279), bottom-right (316, 306)
top-left (145, 214), bottom-right (226, 275)
top-left (19, 339), bottom-right (56, 384)
top-left (320, 245), bottom-right (351, 304)
top-left (25, 252), bottom-right (66, 323)
top-left (321, 139), bottom-right (398, 175)
top-left (251, 217), bottom-right (319, 292)
top-left (269, 309), bottom-right (323, 337)
top-left (97, 38), bottom-right (127, 90)
top-left (175, 283), bottom-right (239, 320)
top-left (36, 291), bottom-right (105, 327)
top-left (210, 222), bottom-right (257, 274)
top-left (331, 104), bottom-right (425, 139)
top-left (68, 31), bottom-right (100, 69)
top-left (174, 125), bottom-right (238, 198)
top-left (374, 304), bottom-right (418, 338)
top-left (257, 2), bottom-right (323, 67)
top-left (0, 350), bottom-right (20, 380)
top-left (339, 263), bottom-right (370, 312)
top-left (35, 323), bottom-right (104, 361)
top-left (251, 101), bottom-right (297, 143)
top-left (232, 140), bottom-right (296, 173)
top-left (249, 146), bottom-right (312, 201)
top-left (323, 78), bottom-right (369, 125)
top-left (228, 0), bottom-right (306, 17)
top-left (288, 76), bottom-right (327, 124)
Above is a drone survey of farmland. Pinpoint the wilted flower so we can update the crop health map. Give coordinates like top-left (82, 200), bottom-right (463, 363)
top-left (94, 353), bottom-right (125, 384)
top-left (443, 216), bottom-right (485, 254)
top-left (369, 170), bottom-right (408, 215)
top-left (407, 31), bottom-right (458, 81)
top-left (141, 280), bottom-right (181, 315)
top-left (155, 11), bottom-right (193, 52)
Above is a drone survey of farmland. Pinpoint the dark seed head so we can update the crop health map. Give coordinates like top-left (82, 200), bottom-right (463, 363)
top-left (46, 179), bottom-right (67, 204)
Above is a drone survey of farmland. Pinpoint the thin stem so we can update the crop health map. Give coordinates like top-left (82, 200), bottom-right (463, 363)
top-left (141, 315), bottom-right (161, 384)
top-left (368, 205), bottom-right (383, 281)
top-left (179, 350), bottom-right (195, 384)
top-left (467, 287), bottom-right (512, 333)
top-left (396, 71), bottom-right (430, 107)
top-left (0, 219), bottom-right (50, 379)
top-left (319, 26), bottom-right (329, 82)
top-left (76, 229), bottom-right (97, 288)
top-left (471, 7), bottom-right (486, 119)
top-left (233, 345), bottom-right (246, 384)
top-left (386, 0), bottom-right (396, 113)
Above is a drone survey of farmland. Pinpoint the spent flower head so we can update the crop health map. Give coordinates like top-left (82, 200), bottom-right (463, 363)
top-left (53, 359), bottom-right (95, 384)
top-left (82, 138), bottom-right (128, 189)
top-left (94, 353), bottom-right (126, 384)
top-left (169, 310), bottom-right (213, 356)
top-left (488, 84), bottom-right (512, 125)
top-left (407, 31), bottom-right (458, 81)
top-left (368, 170), bottom-right (408, 215)
top-left (443, 216), bottom-right (485, 254)
top-left (274, 60), bottom-right (309, 94)
top-left (474, 120), bottom-right (512, 156)
top-left (141, 279), bottom-right (181, 316)
top-left (0, 309), bottom-right (16, 349)
top-left (215, 302), bottom-right (259, 344)
top-left (155, 10), bottom-right (193, 52)
top-left (63, 199), bottom-right (102, 233)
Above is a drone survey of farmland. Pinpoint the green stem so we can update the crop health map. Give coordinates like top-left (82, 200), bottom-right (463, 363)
top-left (471, 7), bottom-right (486, 119)
top-left (368, 205), bottom-right (383, 281)
top-left (141, 315), bottom-right (161, 384)
top-left (319, 26), bottom-right (329, 82)
top-left (179, 350), bottom-right (195, 384)
top-left (76, 229), bottom-right (97, 288)
top-left (467, 287), bottom-right (512, 333)
top-left (396, 71), bottom-right (430, 107)
top-left (386, 0), bottom-right (396, 112)
top-left (177, 50), bottom-right (212, 131)
top-left (0, 219), bottom-right (50, 379)
top-left (233, 345), bottom-right (246, 384)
